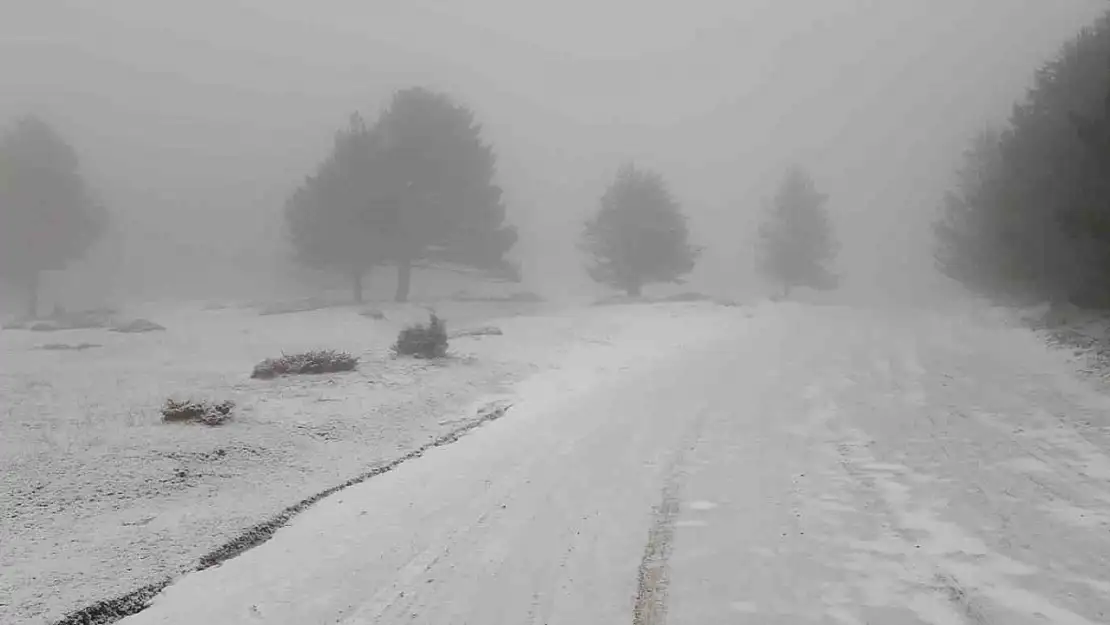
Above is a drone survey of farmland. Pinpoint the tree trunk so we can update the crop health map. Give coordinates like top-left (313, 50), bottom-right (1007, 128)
top-left (25, 272), bottom-right (39, 319)
top-left (394, 259), bottom-right (412, 303)
top-left (351, 269), bottom-right (364, 304)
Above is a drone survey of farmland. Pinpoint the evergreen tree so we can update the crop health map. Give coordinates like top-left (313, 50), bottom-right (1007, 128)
top-left (0, 116), bottom-right (106, 317)
top-left (285, 113), bottom-right (388, 303)
top-left (580, 162), bottom-right (700, 296)
top-left (373, 87), bottom-right (517, 301)
top-left (934, 129), bottom-right (1006, 292)
top-left (933, 11), bottom-right (1110, 305)
top-left (285, 88), bottom-right (517, 303)
top-left (758, 166), bottom-right (837, 298)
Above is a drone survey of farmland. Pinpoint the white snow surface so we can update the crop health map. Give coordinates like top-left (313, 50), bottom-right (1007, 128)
top-left (3, 296), bottom-right (673, 624)
top-left (109, 301), bottom-right (1110, 625)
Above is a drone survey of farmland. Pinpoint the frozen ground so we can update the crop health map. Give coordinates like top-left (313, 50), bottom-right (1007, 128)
top-left (107, 301), bottom-right (1110, 625)
top-left (3, 294), bottom-right (701, 624)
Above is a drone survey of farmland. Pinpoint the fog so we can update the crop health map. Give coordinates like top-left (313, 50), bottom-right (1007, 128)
top-left (1, 0), bottom-right (1104, 306)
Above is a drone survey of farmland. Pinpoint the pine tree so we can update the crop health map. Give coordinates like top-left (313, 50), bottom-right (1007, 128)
top-left (580, 162), bottom-right (700, 296)
top-left (933, 129), bottom-right (1010, 294)
top-left (0, 116), bottom-right (106, 317)
top-left (373, 87), bottom-right (517, 302)
top-left (933, 11), bottom-right (1110, 305)
top-left (286, 89), bottom-right (517, 303)
top-left (758, 166), bottom-right (837, 298)
top-left (285, 113), bottom-right (388, 303)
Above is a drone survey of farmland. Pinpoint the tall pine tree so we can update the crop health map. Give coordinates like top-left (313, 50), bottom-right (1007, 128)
top-left (285, 88), bottom-right (517, 302)
top-left (285, 113), bottom-right (388, 302)
top-left (373, 87), bottom-right (517, 301)
top-left (0, 116), bottom-right (106, 317)
top-left (758, 166), bottom-right (837, 298)
top-left (580, 162), bottom-right (700, 296)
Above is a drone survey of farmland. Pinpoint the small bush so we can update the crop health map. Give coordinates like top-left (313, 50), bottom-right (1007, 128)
top-left (6, 308), bottom-right (118, 332)
top-left (111, 318), bottom-right (166, 333)
top-left (449, 325), bottom-right (503, 339)
top-left (451, 290), bottom-right (545, 303)
top-left (257, 297), bottom-right (336, 316)
top-left (251, 349), bottom-right (358, 379)
top-left (39, 342), bottom-right (101, 351)
top-left (592, 294), bottom-right (641, 307)
top-left (359, 308), bottom-right (386, 320)
top-left (393, 313), bottom-right (449, 359)
top-left (162, 398), bottom-right (235, 426)
top-left (1, 317), bottom-right (29, 330)
top-left (30, 321), bottom-right (63, 332)
top-left (661, 291), bottom-right (711, 303)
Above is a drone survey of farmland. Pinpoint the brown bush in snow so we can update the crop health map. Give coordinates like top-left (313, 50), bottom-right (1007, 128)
top-left (359, 308), bottom-right (386, 320)
top-left (449, 326), bottom-right (503, 339)
top-left (161, 398), bottom-right (235, 426)
top-left (251, 349), bottom-right (358, 379)
top-left (111, 318), bottom-right (166, 333)
top-left (38, 342), bottom-right (101, 351)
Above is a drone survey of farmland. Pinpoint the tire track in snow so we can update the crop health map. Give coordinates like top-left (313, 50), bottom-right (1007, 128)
top-left (932, 572), bottom-right (990, 624)
top-left (632, 475), bottom-right (681, 625)
top-left (831, 435), bottom-right (991, 625)
top-left (822, 348), bottom-right (993, 624)
top-left (632, 404), bottom-right (712, 625)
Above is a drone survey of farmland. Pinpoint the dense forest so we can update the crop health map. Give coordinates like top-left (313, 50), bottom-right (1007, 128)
top-left (935, 10), bottom-right (1110, 307)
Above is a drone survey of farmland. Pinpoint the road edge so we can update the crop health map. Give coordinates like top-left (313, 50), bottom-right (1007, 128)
top-left (50, 401), bottom-right (513, 625)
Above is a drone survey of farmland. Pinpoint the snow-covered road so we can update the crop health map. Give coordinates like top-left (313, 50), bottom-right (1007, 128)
top-left (120, 303), bottom-right (1110, 625)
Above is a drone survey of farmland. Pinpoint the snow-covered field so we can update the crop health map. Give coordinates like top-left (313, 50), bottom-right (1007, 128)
top-left (93, 301), bottom-right (1110, 625)
top-left (9, 296), bottom-right (1110, 625)
top-left (0, 295), bottom-right (743, 624)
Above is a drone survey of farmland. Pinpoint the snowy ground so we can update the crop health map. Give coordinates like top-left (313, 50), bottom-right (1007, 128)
top-left (2, 294), bottom-right (720, 624)
top-left (8, 296), bottom-right (1110, 624)
top-left (102, 301), bottom-right (1110, 625)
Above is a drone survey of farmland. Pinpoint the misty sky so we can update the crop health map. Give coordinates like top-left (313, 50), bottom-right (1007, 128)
top-left (1, 1), bottom-right (1105, 300)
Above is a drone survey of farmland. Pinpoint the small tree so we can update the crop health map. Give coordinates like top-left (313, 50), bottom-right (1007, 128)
top-left (933, 129), bottom-right (1011, 294)
top-left (285, 113), bottom-right (388, 303)
top-left (580, 163), bottom-right (700, 296)
top-left (0, 116), bottom-right (106, 317)
top-left (374, 87), bottom-right (517, 301)
top-left (758, 166), bottom-right (837, 297)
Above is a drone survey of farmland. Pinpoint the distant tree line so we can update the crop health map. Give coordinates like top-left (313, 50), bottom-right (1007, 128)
top-left (16, 11), bottom-right (1110, 314)
top-left (286, 85), bottom-right (840, 301)
top-left (935, 10), bottom-right (1110, 307)
top-left (0, 90), bottom-right (844, 315)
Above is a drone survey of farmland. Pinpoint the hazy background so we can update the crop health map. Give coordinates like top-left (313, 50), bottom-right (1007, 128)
top-left (1, 0), bottom-right (1104, 306)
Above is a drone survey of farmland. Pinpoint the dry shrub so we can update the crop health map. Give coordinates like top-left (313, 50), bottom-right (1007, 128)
top-left (10, 309), bottom-right (117, 332)
top-left (661, 291), bottom-right (711, 303)
top-left (257, 297), bottom-right (336, 316)
top-left (359, 308), bottom-right (386, 320)
top-left (162, 398), bottom-right (235, 426)
top-left (251, 349), bottom-right (358, 379)
top-left (451, 290), bottom-right (544, 303)
top-left (393, 313), bottom-right (449, 359)
top-left (111, 318), bottom-right (165, 333)
top-left (39, 342), bottom-right (101, 351)
top-left (449, 326), bottom-right (503, 339)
